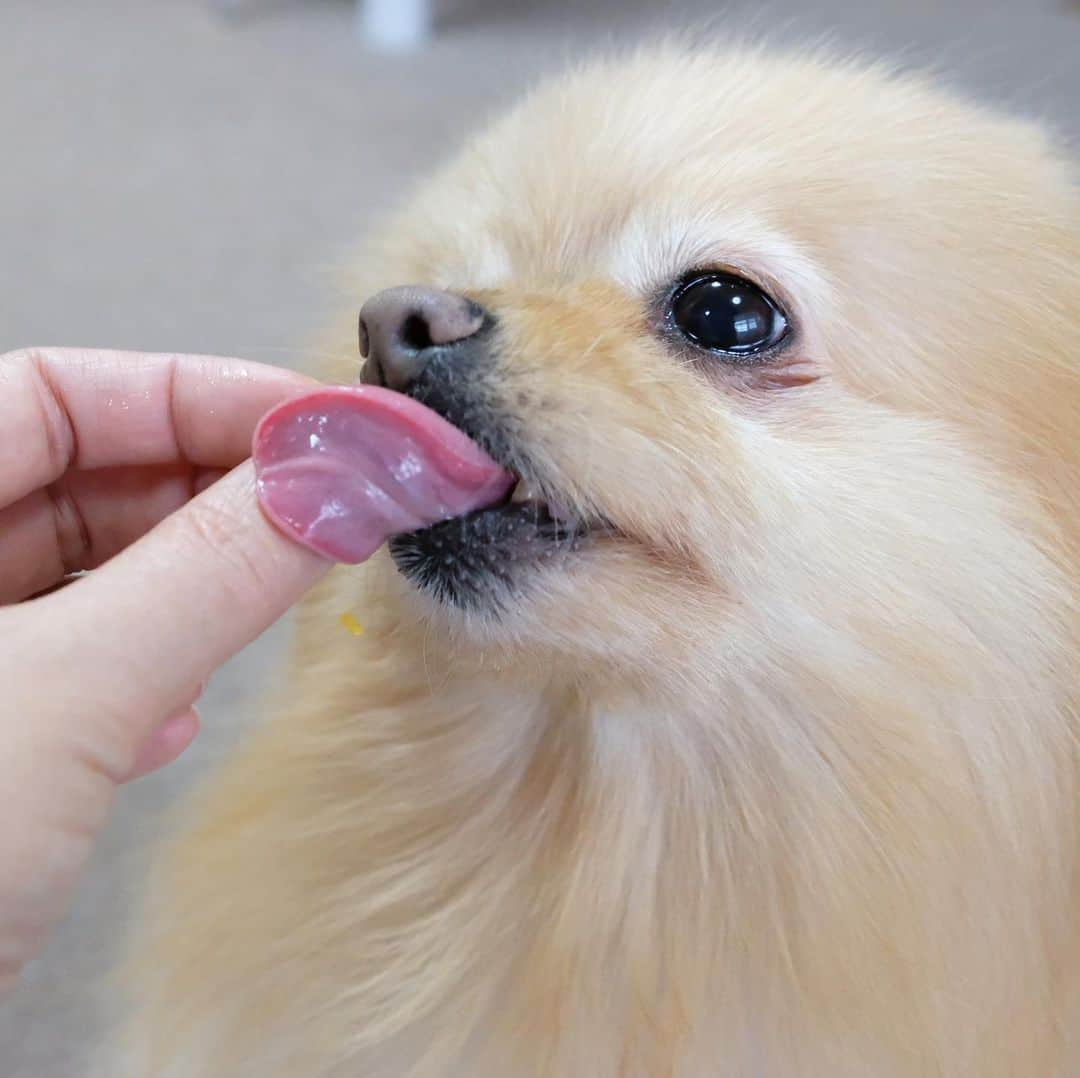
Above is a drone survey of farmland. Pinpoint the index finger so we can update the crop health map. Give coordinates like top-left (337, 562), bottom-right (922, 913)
top-left (0, 348), bottom-right (314, 509)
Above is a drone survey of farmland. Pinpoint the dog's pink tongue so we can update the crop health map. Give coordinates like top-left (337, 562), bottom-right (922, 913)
top-left (253, 386), bottom-right (514, 564)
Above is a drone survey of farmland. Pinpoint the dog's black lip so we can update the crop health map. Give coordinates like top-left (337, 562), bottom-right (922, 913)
top-left (388, 498), bottom-right (590, 609)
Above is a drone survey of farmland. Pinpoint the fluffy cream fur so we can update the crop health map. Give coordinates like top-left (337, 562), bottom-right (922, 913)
top-left (115, 46), bottom-right (1079, 1076)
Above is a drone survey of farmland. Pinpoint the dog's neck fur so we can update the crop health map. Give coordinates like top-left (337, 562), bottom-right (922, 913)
top-left (120, 552), bottom-right (1075, 1077)
top-left (284, 565), bottom-right (1073, 1076)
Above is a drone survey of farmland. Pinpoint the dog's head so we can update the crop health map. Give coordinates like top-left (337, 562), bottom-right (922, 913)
top-left (336, 47), bottom-right (1078, 702)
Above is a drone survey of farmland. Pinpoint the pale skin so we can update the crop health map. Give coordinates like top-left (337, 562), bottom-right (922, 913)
top-left (0, 348), bottom-right (330, 996)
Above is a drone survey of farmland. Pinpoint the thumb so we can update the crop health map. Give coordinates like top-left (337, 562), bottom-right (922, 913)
top-left (18, 461), bottom-right (331, 764)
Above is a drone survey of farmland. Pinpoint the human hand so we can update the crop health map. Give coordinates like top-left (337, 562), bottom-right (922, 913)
top-left (0, 348), bottom-right (331, 995)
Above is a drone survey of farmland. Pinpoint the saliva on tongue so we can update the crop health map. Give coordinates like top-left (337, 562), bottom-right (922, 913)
top-left (252, 386), bottom-right (514, 564)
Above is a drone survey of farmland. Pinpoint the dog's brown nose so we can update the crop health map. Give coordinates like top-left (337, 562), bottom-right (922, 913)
top-left (358, 286), bottom-right (486, 393)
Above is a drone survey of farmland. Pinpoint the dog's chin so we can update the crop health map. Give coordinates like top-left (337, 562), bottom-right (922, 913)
top-left (388, 498), bottom-right (592, 612)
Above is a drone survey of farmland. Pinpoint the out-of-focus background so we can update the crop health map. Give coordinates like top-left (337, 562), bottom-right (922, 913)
top-left (1, 1), bottom-right (1077, 1072)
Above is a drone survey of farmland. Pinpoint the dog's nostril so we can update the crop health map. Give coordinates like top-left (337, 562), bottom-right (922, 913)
top-left (399, 312), bottom-right (435, 352)
top-left (357, 285), bottom-right (488, 394)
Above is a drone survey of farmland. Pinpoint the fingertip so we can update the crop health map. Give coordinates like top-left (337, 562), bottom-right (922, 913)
top-left (124, 708), bottom-right (200, 782)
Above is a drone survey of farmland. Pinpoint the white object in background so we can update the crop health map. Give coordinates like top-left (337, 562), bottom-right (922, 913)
top-left (358, 0), bottom-right (432, 50)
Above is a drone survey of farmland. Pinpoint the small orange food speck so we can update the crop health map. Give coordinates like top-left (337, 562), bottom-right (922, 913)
top-left (339, 612), bottom-right (364, 636)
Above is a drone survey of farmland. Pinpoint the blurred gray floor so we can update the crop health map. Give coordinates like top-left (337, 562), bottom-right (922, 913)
top-left (1, 1), bottom-right (1077, 1073)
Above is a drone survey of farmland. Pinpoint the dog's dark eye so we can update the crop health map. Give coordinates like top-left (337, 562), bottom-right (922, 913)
top-left (670, 273), bottom-right (788, 358)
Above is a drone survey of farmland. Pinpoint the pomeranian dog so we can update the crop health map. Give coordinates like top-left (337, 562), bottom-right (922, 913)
top-left (114, 45), bottom-right (1079, 1076)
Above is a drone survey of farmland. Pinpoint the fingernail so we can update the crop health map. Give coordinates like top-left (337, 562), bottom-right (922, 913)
top-left (125, 709), bottom-right (200, 783)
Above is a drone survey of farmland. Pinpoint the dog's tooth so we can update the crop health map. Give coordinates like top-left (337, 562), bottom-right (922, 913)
top-left (511, 479), bottom-right (540, 504)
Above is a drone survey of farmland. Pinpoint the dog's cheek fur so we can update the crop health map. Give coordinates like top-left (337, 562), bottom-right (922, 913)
top-left (109, 46), bottom-right (1080, 1078)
